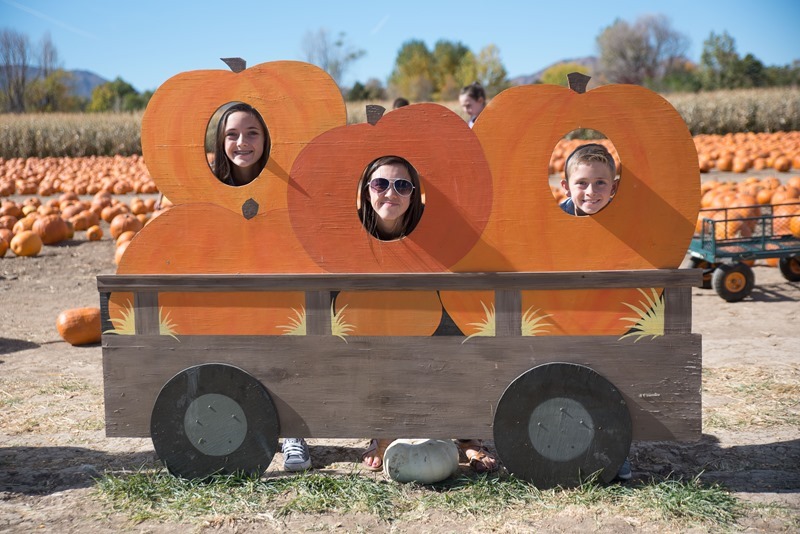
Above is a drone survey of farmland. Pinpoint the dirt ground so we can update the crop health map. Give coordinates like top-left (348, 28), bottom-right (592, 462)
top-left (1, 188), bottom-right (799, 532)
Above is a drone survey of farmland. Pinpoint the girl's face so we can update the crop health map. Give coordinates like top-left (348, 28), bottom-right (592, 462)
top-left (223, 111), bottom-right (265, 171)
top-left (368, 163), bottom-right (413, 237)
top-left (459, 94), bottom-right (485, 118)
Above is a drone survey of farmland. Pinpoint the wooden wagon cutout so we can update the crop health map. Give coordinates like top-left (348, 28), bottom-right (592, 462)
top-left (98, 62), bottom-right (702, 488)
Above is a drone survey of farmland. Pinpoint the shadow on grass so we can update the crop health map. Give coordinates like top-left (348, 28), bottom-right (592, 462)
top-left (633, 434), bottom-right (800, 493)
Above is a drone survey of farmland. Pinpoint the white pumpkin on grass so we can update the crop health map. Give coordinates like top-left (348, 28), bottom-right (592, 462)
top-left (382, 439), bottom-right (459, 484)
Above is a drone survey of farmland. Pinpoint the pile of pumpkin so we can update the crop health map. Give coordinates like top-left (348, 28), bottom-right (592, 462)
top-left (696, 175), bottom-right (800, 266)
top-left (694, 131), bottom-right (800, 173)
top-left (0, 191), bottom-right (168, 260)
top-left (0, 155), bottom-right (157, 197)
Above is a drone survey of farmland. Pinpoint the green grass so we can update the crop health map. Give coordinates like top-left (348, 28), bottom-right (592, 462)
top-left (95, 469), bottom-right (741, 528)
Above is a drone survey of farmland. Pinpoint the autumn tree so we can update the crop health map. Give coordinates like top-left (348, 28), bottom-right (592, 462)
top-left (541, 62), bottom-right (590, 86)
top-left (389, 40), bottom-right (509, 101)
top-left (596, 14), bottom-right (689, 87)
top-left (388, 39), bottom-right (436, 101)
top-left (302, 28), bottom-right (365, 88)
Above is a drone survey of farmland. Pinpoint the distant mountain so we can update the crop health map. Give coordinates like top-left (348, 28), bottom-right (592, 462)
top-left (65, 69), bottom-right (109, 99)
top-left (0, 66), bottom-right (108, 99)
top-left (510, 56), bottom-right (599, 86)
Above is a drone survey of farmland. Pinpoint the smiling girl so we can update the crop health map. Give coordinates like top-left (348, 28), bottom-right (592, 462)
top-left (357, 155), bottom-right (424, 240)
top-left (212, 102), bottom-right (270, 186)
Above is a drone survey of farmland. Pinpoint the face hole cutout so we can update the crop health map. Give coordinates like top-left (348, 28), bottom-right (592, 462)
top-left (357, 155), bottom-right (425, 241)
top-left (550, 130), bottom-right (621, 217)
top-left (205, 102), bottom-right (271, 187)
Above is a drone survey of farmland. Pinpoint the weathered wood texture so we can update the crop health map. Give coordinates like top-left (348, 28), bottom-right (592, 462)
top-left (98, 270), bottom-right (701, 292)
top-left (103, 334), bottom-right (701, 441)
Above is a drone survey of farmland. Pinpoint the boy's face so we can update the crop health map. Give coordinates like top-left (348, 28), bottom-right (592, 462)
top-left (561, 161), bottom-right (617, 215)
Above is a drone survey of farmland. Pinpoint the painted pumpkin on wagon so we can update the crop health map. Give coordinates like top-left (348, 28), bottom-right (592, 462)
top-left (440, 74), bottom-right (701, 337)
top-left (108, 61), bottom-right (347, 336)
top-left (287, 104), bottom-right (494, 336)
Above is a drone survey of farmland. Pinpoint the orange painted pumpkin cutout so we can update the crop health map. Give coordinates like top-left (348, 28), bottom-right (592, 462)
top-left (141, 60), bottom-right (346, 215)
top-left (441, 74), bottom-right (698, 336)
top-left (287, 103), bottom-right (493, 273)
top-left (109, 203), bottom-right (320, 335)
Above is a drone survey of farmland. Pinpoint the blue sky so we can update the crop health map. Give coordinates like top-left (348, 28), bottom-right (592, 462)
top-left (3, 0), bottom-right (799, 93)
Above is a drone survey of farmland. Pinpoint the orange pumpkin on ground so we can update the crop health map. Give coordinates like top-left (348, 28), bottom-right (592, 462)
top-left (10, 230), bottom-right (43, 256)
top-left (109, 213), bottom-right (143, 240)
top-left (86, 225), bottom-right (103, 241)
top-left (32, 214), bottom-right (69, 245)
top-left (56, 307), bottom-right (101, 346)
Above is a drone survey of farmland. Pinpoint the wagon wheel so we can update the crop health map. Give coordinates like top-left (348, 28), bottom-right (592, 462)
top-left (151, 363), bottom-right (280, 479)
top-left (778, 256), bottom-right (800, 282)
top-left (688, 257), bottom-right (715, 289)
top-left (493, 362), bottom-right (632, 489)
top-left (712, 262), bottom-right (755, 302)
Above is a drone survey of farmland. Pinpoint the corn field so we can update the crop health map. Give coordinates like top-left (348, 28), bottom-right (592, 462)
top-left (1, 88), bottom-right (798, 158)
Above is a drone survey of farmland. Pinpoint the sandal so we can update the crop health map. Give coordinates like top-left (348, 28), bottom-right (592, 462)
top-left (456, 439), bottom-right (499, 474)
top-left (361, 438), bottom-right (392, 471)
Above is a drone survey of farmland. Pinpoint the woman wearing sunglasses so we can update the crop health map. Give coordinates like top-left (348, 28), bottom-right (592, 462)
top-left (357, 155), bottom-right (424, 240)
top-left (357, 156), bottom-right (498, 474)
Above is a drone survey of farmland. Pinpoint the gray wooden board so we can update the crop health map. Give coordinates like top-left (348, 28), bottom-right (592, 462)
top-left (102, 334), bottom-right (701, 441)
top-left (97, 269), bottom-right (702, 292)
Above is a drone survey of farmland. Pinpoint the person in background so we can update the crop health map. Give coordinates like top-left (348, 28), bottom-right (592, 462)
top-left (392, 97), bottom-right (410, 109)
top-left (458, 82), bottom-right (486, 128)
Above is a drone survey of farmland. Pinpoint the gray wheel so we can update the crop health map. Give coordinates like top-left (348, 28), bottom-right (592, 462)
top-left (151, 363), bottom-right (279, 479)
top-left (712, 262), bottom-right (754, 302)
top-left (493, 362), bottom-right (631, 488)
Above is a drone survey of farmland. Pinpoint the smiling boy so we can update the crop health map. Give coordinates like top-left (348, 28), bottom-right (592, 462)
top-left (559, 143), bottom-right (618, 216)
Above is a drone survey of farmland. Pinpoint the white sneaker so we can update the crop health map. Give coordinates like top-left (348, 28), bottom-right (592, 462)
top-left (282, 438), bottom-right (311, 471)
top-left (615, 458), bottom-right (632, 481)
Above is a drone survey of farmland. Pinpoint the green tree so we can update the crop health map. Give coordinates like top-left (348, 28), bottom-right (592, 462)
top-left (699, 31), bottom-right (740, 89)
top-left (389, 40), bottom-right (436, 101)
top-left (473, 44), bottom-right (509, 97)
top-left (541, 62), bottom-right (589, 86)
top-left (432, 40), bottom-right (470, 99)
top-left (88, 77), bottom-right (140, 112)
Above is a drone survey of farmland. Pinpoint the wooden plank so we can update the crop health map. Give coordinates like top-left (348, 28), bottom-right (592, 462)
top-left (97, 269), bottom-right (702, 293)
top-left (134, 292), bottom-right (159, 335)
top-left (495, 289), bottom-right (521, 336)
top-left (98, 291), bottom-right (113, 334)
top-left (664, 286), bottom-right (692, 334)
top-left (305, 291), bottom-right (331, 336)
top-left (102, 334), bottom-right (701, 441)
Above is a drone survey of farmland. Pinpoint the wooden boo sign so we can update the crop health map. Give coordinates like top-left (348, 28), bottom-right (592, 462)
top-left (99, 61), bottom-right (702, 487)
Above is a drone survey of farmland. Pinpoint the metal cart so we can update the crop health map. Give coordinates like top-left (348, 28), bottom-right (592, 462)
top-left (688, 201), bottom-right (800, 301)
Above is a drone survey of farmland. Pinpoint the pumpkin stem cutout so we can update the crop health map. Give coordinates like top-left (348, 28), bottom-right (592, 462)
top-left (366, 105), bottom-right (386, 125)
top-left (567, 72), bottom-right (591, 94)
top-left (221, 57), bottom-right (246, 73)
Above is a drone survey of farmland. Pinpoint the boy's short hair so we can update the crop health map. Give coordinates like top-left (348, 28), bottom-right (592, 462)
top-left (564, 143), bottom-right (616, 181)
